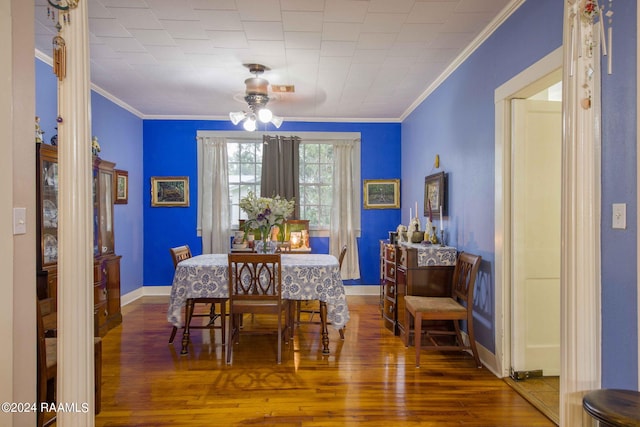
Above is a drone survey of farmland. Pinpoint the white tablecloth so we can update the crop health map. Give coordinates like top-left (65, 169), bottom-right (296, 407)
top-left (168, 253), bottom-right (350, 329)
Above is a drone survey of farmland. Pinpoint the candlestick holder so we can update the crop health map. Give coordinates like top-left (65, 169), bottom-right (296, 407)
top-left (440, 229), bottom-right (445, 247)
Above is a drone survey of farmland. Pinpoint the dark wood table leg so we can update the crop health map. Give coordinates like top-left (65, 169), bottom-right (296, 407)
top-left (180, 299), bottom-right (194, 355)
top-left (319, 301), bottom-right (330, 354)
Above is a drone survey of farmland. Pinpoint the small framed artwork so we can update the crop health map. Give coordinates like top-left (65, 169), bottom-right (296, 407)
top-left (151, 176), bottom-right (189, 207)
top-left (424, 172), bottom-right (447, 216)
top-left (363, 179), bottom-right (400, 209)
top-left (114, 169), bottom-right (128, 204)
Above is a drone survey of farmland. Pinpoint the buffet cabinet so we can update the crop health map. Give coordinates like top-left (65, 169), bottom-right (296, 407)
top-left (380, 241), bottom-right (456, 343)
top-left (36, 143), bottom-right (122, 337)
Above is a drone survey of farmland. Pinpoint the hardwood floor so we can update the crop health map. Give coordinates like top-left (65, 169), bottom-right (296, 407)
top-left (86, 295), bottom-right (554, 426)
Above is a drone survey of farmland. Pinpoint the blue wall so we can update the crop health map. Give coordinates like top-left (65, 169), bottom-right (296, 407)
top-left (35, 59), bottom-right (145, 296)
top-left (142, 120), bottom-right (401, 288)
top-left (402, 0), bottom-right (638, 387)
top-left (600, 0), bottom-right (638, 389)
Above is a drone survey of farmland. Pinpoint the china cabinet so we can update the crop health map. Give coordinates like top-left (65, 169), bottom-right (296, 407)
top-left (36, 144), bottom-right (122, 337)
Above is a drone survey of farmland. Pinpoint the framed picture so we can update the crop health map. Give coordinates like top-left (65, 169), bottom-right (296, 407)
top-left (363, 179), bottom-right (400, 209)
top-left (114, 169), bottom-right (128, 204)
top-left (151, 176), bottom-right (189, 207)
top-left (424, 172), bottom-right (447, 217)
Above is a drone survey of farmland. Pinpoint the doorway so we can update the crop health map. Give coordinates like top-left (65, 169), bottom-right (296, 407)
top-left (507, 83), bottom-right (562, 425)
top-left (493, 47), bottom-right (563, 425)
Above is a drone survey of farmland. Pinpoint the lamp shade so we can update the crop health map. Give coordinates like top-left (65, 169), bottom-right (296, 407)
top-left (270, 115), bottom-right (283, 128)
top-left (243, 117), bottom-right (257, 131)
top-left (229, 111), bottom-right (246, 125)
top-left (258, 108), bottom-right (273, 123)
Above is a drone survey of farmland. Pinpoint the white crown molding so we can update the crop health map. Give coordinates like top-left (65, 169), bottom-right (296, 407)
top-left (400, 0), bottom-right (526, 121)
top-left (36, 48), bottom-right (145, 118)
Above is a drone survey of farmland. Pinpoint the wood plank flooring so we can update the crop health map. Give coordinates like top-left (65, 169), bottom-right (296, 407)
top-left (85, 295), bottom-right (554, 426)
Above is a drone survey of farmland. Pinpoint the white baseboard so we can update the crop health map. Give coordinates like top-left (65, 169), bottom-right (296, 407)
top-left (461, 331), bottom-right (500, 377)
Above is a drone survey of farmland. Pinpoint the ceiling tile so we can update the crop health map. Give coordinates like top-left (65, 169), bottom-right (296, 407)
top-left (34, 0), bottom-right (519, 119)
top-left (243, 21), bottom-right (284, 41)
top-left (282, 12), bottom-right (324, 32)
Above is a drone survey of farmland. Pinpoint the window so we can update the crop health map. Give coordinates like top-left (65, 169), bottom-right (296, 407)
top-left (227, 141), bottom-right (262, 227)
top-left (197, 131), bottom-right (360, 236)
top-left (299, 143), bottom-right (333, 229)
top-left (227, 141), bottom-right (334, 230)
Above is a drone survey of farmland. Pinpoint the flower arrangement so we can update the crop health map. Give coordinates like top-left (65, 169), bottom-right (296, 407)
top-left (239, 191), bottom-right (295, 252)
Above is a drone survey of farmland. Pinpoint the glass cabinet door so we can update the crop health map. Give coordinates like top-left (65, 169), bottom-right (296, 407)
top-left (41, 158), bottom-right (59, 265)
top-left (99, 169), bottom-right (114, 254)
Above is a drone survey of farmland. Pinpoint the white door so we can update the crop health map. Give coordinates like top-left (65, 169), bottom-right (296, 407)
top-left (511, 98), bottom-right (561, 376)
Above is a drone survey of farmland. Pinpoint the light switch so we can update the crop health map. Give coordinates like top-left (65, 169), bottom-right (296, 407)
top-left (612, 203), bottom-right (626, 229)
top-left (13, 207), bottom-right (26, 235)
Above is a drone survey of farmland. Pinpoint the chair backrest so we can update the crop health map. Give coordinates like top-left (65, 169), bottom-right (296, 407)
top-left (451, 252), bottom-right (482, 305)
top-left (170, 245), bottom-right (192, 269)
top-left (338, 245), bottom-right (347, 271)
top-left (228, 253), bottom-right (282, 302)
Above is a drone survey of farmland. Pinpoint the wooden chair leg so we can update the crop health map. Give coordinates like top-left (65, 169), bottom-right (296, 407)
top-left (414, 312), bottom-right (423, 368)
top-left (168, 326), bottom-right (178, 344)
top-left (219, 302), bottom-right (226, 347)
top-left (467, 314), bottom-right (481, 368)
top-left (404, 306), bottom-right (411, 348)
top-left (180, 299), bottom-right (195, 355)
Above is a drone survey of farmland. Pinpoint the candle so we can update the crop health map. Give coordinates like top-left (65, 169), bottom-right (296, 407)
top-left (415, 201), bottom-right (418, 219)
top-left (439, 205), bottom-right (443, 230)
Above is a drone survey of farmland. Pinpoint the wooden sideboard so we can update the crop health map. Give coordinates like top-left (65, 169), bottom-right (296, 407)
top-left (380, 241), bottom-right (456, 343)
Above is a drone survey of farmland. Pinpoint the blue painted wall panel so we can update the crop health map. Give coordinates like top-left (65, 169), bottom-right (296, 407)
top-left (600, 0), bottom-right (638, 389)
top-left (142, 120), bottom-right (401, 288)
top-left (402, 0), bottom-right (564, 353)
top-left (35, 58), bottom-right (145, 296)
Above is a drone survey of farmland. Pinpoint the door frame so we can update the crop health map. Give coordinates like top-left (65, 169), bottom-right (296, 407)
top-left (494, 47), bottom-right (564, 379)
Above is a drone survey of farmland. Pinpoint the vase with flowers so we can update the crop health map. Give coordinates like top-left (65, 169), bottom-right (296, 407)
top-left (239, 191), bottom-right (295, 253)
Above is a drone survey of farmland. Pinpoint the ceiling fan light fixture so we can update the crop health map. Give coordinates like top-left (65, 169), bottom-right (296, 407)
top-left (258, 107), bottom-right (273, 123)
top-left (243, 115), bottom-right (257, 132)
top-left (229, 111), bottom-right (246, 125)
top-left (229, 63), bottom-right (285, 130)
top-left (270, 115), bottom-right (283, 129)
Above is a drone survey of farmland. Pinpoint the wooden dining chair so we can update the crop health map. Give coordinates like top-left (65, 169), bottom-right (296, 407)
top-left (404, 252), bottom-right (482, 368)
top-left (295, 245), bottom-right (347, 339)
top-left (227, 253), bottom-right (291, 364)
top-left (168, 245), bottom-right (226, 354)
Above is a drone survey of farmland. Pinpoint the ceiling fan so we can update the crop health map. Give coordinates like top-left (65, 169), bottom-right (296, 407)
top-left (229, 63), bottom-right (288, 131)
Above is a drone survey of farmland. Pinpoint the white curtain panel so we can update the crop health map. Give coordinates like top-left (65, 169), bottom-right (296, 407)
top-left (200, 136), bottom-right (231, 254)
top-left (330, 140), bottom-right (360, 280)
top-left (560, 1), bottom-right (602, 425)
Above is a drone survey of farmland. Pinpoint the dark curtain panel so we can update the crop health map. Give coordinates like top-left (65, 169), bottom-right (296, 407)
top-left (260, 135), bottom-right (300, 218)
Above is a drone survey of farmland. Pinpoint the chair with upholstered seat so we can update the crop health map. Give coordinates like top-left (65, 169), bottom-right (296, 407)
top-left (404, 252), bottom-right (482, 368)
top-left (168, 245), bottom-right (227, 354)
top-left (296, 245), bottom-right (347, 339)
top-left (227, 253), bottom-right (291, 364)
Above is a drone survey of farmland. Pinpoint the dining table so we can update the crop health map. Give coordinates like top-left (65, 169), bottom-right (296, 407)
top-left (168, 253), bottom-right (350, 355)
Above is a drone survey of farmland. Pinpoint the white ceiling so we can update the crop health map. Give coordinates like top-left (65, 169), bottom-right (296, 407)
top-left (34, 0), bottom-right (515, 121)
